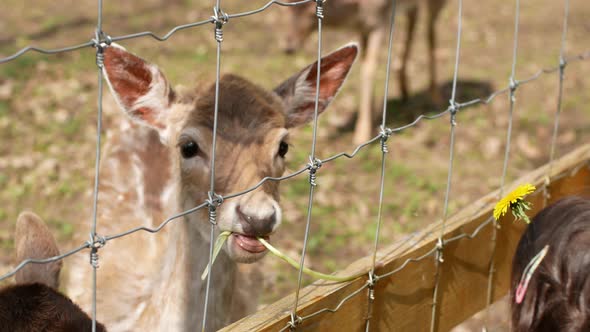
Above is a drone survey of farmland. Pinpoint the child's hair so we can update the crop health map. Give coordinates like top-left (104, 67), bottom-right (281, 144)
top-left (511, 196), bottom-right (590, 332)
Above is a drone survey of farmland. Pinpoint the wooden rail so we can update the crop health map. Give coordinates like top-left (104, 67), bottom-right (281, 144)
top-left (222, 144), bottom-right (590, 332)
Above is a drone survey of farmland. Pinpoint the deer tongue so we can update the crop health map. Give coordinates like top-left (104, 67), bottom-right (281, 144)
top-left (234, 234), bottom-right (267, 253)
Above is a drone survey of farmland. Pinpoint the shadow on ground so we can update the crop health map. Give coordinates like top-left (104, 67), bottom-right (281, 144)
top-left (329, 79), bottom-right (494, 136)
top-left (384, 79), bottom-right (495, 128)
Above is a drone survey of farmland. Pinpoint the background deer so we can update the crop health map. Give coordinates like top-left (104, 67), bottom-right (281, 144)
top-left (51, 43), bottom-right (359, 331)
top-left (0, 212), bottom-right (106, 332)
top-left (283, 0), bottom-right (447, 143)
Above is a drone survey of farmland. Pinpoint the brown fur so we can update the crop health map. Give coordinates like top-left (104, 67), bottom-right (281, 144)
top-left (15, 212), bottom-right (61, 289)
top-left (62, 43), bottom-right (358, 331)
top-left (0, 212), bottom-right (106, 331)
top-left (0, 283), bottom-right (106, 332)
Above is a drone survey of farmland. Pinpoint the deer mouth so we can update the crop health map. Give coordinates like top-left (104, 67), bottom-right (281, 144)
top-left (232, 234), bottom-right (269, 254)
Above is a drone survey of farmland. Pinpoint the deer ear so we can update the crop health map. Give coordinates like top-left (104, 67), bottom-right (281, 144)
top-left (15, 211), bottom-right (62, 289)
top-left (274, 43), bottom-right (358, 128)
top-left (103, 44), bottom-right (174, 132)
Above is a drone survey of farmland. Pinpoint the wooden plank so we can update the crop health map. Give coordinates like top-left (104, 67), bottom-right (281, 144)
top-left (221, 144), bottom-right (590, 332)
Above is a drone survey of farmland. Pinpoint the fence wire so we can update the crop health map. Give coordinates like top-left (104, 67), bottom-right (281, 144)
top-left (0, 0), bottom-right (588, 331)
top-left (431, 0), bottom-right (463, 330)
top-left (365, 0), bottom-right (398, 328)
top-left (484, 0), bottom-right (522, 328)
top-left (289, 0), bottom-right (325, 327)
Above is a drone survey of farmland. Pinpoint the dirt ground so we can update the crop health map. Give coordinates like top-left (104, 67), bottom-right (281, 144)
top-left (0, 0), bottom-right (589, 330)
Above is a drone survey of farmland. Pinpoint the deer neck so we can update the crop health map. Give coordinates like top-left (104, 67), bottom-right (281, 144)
top-left (140, 182), bottom-right (239, 331)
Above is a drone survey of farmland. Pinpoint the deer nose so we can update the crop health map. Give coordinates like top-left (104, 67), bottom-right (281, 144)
top-left (236, 205), bottom-right (276, 236)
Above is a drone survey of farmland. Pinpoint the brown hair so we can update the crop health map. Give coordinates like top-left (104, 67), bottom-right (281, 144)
top-left (511, 196), bottom-right (590, 331)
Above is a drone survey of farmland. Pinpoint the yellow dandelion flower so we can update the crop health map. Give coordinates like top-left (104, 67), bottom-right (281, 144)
top-left (494, 183), bottom-right (536, 223)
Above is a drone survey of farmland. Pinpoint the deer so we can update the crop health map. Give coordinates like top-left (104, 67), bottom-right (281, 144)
top-left (282, 0), bottom-right (448, 144)
top-left (25, 42), bottom-right (362, 331)
top-left (0, 211), bottom-right (106, 332)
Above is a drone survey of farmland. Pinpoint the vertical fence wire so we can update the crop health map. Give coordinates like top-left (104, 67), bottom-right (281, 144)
top-left (90, 1), bottom-right (105, 331)
top-left (429, 1), bottom-right (463, 330)
top-left (290, 0), bottom-right (324, 327)
top-left (202, 1), bottom-right (226, 331)
top-left (544, 0), bottom-right (570, 207)
top-left (365, 1), bottom-right (398, 330)
top-left (485, 0), bottom-right (521, 327)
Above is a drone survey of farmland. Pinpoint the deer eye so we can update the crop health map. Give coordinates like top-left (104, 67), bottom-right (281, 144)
top-left (278, 141), bottom-right (289, 158)
top-left (180, 140), bottom-right (200, 159)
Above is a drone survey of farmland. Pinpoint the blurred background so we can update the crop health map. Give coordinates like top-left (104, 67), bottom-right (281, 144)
top-left (0, 0), bottom-right (588, 328)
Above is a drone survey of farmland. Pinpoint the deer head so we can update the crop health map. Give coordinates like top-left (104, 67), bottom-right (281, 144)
top-left (3, 212), bottom-right (107, 332)
top-left (102, 43), bottom-right (357, 263)
top-left (282, 2), bottom-right (317, 54)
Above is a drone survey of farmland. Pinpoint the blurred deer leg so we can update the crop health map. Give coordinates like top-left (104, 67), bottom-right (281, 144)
top-left (399, 6), bottom-right (418, 103)
top-left (428, 0), bottom-right (446, 104)
top-left (354, 28), bottom-right (384, 144)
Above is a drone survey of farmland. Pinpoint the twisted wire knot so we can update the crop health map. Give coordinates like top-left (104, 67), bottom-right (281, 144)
top-left (87, 233), bottom-right (106, 249)
top-left (207, 191), bottom-right (224, 208)
top-left (288, 313), bottom-right (303, 330)
top-left (367, 271), bottom-right (377, 296)
top-left (208, 207), bottom-right (218, 225)
top-left (509, 77), bottom-right (519, 92)
top-left (307, 157), bottom-right (323, 187)
top-left (559, 56), bottom-right (567, 70)
top-left (90, 250), bottom-right (100, 268)
top-left (87, 233), bottom-right (106, 268)
top-left (435, 237), bottom-right (445, 263)
top-left (367, 271), bottom-right (377, 287)
top-left (315, 0), bottom-right (325, 19)
top-left (211, 6), bottom-right (229, 42)
top-left (92, 30), bottom-right (112, 68)
top-left (379, 126), bottom-right (392, 153)
top-left (207, 192), bottom-right (224, 225)
top-left (509, 77), bottom-right (519, 103)
top-left (448, 100), bottom-right (460, 126)
top-left (543, 176), bottom-right (551, 201)
top-left (365, 271), bottom-right (378, 321)
top-left (558, 57), bottom-right (567, 81)
top-left (96, 51), bottom-right (105, 68)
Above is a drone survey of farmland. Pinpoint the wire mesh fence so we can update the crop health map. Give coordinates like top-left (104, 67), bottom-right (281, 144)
top-left (0, 0), bottom-right (588, 331)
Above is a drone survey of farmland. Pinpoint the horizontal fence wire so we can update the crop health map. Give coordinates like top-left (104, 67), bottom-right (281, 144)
top-left (0, 0), bottom-right (588, 330)
top-left (1, 46), bottom-right (587, 283)
top-left (0, 0), bottom-right (313, 64)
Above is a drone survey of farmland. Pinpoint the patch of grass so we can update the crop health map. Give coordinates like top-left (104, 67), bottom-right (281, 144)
top-left (307, 213), bottom-right (339, 254)
top-left (363, 222), bottom-right (378, 242)
top-left (0, 238), bottom-right (14, 250)
top-left (389, 162), bottom-right (414, 179)
top-left (402, 194), bottom-right (424, 218)
top-left (41, 15), bottom-right (66, 32)
top-left (283, 178), bottom-right (309, 200)
top-left (57, 183), bottom-right (74, 196)
top-left (60, 222), bottom-right (74, 239)
top-left (360, 147), bottom-right (383, 173)
top-left (0, 173), bottom-right (8, 187)
top-left (409, 175), bottom-right (441, 194)
top-left (0, 56), bottom-right (39, 80)
top-left (7, 183), bottom-right (30, 200)
top-left (0, 101), bottom-right (9, 118)
top-left (62, 118), bottom-right (82, 136)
